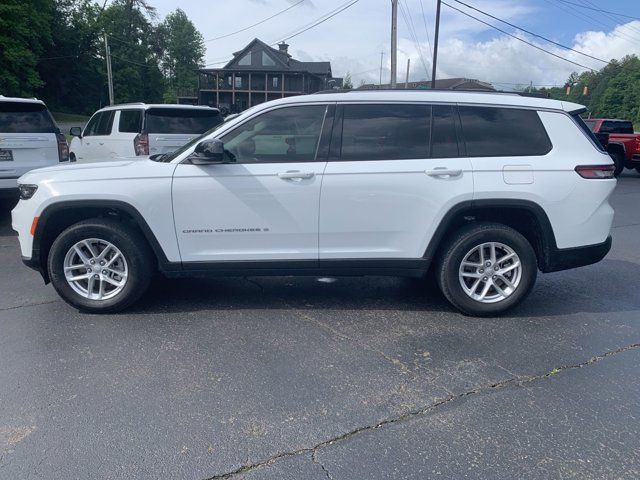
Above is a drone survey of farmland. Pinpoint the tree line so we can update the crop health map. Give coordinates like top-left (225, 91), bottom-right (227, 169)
top-left (536, 55), bottom-right (640, 128)
top-left (0, 0), bottom-right (205, 115)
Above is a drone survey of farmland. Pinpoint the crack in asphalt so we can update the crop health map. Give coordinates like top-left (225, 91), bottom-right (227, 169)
top-left (0, 299), bottom-right (58, 312)
top-left (312, 450), bottom-right (334, 480)
top-left (202, 342), bottom-right (640, 480)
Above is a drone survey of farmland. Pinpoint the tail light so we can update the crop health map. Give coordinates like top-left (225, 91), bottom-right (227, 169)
top-left (56, 133), bottom-right (69, 162)
top-left (575, 165), bottom-right (615, 179)
top-left (134, 133), bottom-right (149, 156)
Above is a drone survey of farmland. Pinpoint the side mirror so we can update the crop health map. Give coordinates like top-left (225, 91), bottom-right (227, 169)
top-left (70, 127), bottom-right (82, 138)
top-left (190, 139), bottom-right (228, 165)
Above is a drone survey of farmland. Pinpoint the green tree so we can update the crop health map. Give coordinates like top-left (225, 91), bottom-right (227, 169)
top-left (37, 0), bottom-right (105, 114)
top-left (0, 0), bottom-right (51, 96)
top-left (158, 9), bottom-right (204, 102)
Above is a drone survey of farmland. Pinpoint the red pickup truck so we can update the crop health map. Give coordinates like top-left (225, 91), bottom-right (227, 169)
top-left (585, 118), bottom-right (640, 175)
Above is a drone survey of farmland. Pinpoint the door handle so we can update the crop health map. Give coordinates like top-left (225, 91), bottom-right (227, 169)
top-left (278, 171), bottom-right (315, 180)
top-left (98, 142), bottom-right (104, 145)
top-left (425, 168), bottom-right (463, 177)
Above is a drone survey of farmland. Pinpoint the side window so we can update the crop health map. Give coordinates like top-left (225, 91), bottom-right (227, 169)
top-left (83, 112), bottom-right (103, 136)
top-left (221, 105), bottom-right (327, 163)
top-left (119, 110), bottom-right (142, 133)
top-left (458, 106), bottom-right (552, 157)
top-left (431, 105), bottom-right (459, 158)
top-left (93, 110), bottom-right (115, 136)
top-left (340, 104), bottom-right (430, 160)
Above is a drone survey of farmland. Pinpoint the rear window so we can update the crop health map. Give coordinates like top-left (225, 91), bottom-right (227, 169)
top-left (0, 102), bottom-right (56, 133)
top-left (340, 104), bottom-right (430, 160)
top-left (600, 120), bottom-right (634, 134)
top-left (573, 114), bottom-right (606, 152)
top-left (145, 108), bottom-right (223, 134)
top-left (119, 110), bottom-right (142, 133)
top-left (459, 106), bottom-right (552, 157)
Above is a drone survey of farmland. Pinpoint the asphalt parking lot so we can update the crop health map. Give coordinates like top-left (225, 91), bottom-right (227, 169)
top-left (1, 172), bottom-right (639, 479)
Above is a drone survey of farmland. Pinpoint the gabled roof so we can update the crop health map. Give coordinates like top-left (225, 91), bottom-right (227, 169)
top-left (212, 38), bottom-right (333, 76)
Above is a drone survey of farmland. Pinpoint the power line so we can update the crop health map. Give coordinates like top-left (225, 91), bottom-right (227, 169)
top-left (418, 0), bottom-right (434, 58)
top-left (203, 0), bottom-right (306, 43)
top-left (579, 0), bottom-right (640, 37)
top-left (398, 0), bottom-right (430, 77)
top-left (204, 0), bottom-right (361, 66)
top-left (450, 0), bottom-right (608, 64)
top-left (557, 0), bottom-right (640, 21)
top-left (441, 1), bottom-right (598, 71)
top-left (277, 0), bottom-right (360, 43)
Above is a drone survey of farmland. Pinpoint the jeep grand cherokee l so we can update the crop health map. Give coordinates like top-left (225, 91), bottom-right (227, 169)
top-left (12, 91), bottom-right (615, 316)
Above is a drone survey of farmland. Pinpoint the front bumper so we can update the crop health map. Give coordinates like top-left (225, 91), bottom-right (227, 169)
top-left (541, 235), bottom-right (612, 273)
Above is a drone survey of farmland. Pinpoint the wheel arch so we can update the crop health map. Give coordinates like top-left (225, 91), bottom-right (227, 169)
top-left (32, 200), bottom-right (172, 283)
top-left (424, 199), bottom-right (559, 273)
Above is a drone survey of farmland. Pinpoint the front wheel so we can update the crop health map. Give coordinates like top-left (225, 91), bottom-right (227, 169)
top-left (436, 223), bottom-right (537, 316)
top-left (48, 218), bottom-right (154, 313)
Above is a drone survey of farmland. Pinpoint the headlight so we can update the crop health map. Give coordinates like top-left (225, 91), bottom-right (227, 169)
top-left (18, 184), bottom-right (38, 200)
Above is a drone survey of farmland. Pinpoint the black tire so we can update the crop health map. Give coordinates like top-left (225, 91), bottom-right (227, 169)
top-left (436, 222), bottom-right (538, 317)
top-left (69, 153), bottom-right (76, 163)
top-left (611, 152), bottom-right (625, 177)
top-left (47, 218), bottom-right (154, 313)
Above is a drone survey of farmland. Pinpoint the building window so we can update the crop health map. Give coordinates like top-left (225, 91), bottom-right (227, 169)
top-left (235, 76), bottom-right (242, 88)
top-left (262, 52), bottom-right (276, 66)
top-left (238, 52), bottom-right (251, 66)
top-left (272, 77), bottom-right (279, 88)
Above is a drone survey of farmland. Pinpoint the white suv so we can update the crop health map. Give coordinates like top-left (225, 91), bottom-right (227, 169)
top-left (68, 103), bottom-right (223, 162)
top-left (12, 91), bottom-right (616, 316)
top-left (0, 96), bottom-right (68, 195)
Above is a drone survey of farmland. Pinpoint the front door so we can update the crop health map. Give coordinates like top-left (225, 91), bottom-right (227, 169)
top-left (319, 103), bottom-right (474, 260)
top-left (172, 104), bottom-right (331, 263)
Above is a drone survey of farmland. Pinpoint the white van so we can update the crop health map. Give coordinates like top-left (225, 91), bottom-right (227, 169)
top-left (69, 104), bottom-right (223, 162)
top-left (0, 96), bottom-right (68, 195)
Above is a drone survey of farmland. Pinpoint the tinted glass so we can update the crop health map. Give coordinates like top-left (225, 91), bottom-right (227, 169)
top-left (145, 108), bottom-right (224, 134)
top-left (221, 105), bottom-right (326, 163)
top-left (583, 119), bottom-right (597, 131)
top-left (119, 110), bottom-right (142, 133)
top-left (459, 106), bottom-right (551, 157)
top-left (573, 114), bottom-right (606, 152)
top-left (85, 111), bottom-right (114, 136)
top-left (341, 104), bottom-right (430, 160)
top-left (0, 102), bottom-right (56, 133)
top-left (600, 121), bottom-right (634, 134)
top-left (431, 105), bottom-right (459, 158)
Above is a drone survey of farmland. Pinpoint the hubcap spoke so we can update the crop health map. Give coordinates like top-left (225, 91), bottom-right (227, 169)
top-left (63, 238), bottom-right (128, 301)
top-left (459, 241), bottom-right (522, 304)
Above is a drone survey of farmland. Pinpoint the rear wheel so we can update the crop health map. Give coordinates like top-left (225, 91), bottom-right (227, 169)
top-left (48, 218), bottom-right (154, 313)
top-left (611, 152), bottom-right (625, 177)
top-left (436, 223), bottom-right (537, 316)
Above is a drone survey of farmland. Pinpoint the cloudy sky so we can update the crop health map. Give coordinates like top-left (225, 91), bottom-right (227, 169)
top-left (151, 0), bottom-right (640, 90)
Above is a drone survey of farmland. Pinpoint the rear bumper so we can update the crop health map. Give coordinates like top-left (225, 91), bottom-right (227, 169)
top-left (541, 235), bottom-right (612, 273)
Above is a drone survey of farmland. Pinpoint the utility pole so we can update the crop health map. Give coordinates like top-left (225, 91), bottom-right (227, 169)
top-left (103, 33), bottom-right (114, 105)
top-left (390, 0), bottom-right (398, 88)
top-left (379, 50), bottom-right (385, 87)
top-left (431, 0), bottom-right (442, 90)
top-left (405, 58), bottom-right (411, 88)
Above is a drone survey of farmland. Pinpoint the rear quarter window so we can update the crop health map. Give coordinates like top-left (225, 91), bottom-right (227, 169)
top-left (145, 108), bottom-right (224, 134)
top-left (458, 106), bottom-right (552, 157)
top-left (119, 110), bottom-right (142, 133)
top-left (0, 102), bottom-right (56, 133)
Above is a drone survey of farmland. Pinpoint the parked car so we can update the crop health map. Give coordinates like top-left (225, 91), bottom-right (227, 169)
top-left (584, 118), bottom-right (640, 175)
top-left (0, 96), bottom-right (68, 196)
top-left (13, 90), bottom-right (615, 316)
top-left (69, 104), bottom-right (223, 162)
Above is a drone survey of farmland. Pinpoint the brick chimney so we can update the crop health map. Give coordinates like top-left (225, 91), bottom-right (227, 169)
top-left (278, 42), bottom-right (289, 55)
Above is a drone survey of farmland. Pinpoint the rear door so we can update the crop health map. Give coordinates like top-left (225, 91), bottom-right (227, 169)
top-left (0, 101), bottom-right (59, 184)
top-left (319, 103), bottom-right (473, 260)
top-left (110, 109), bottom-right (142, 158)
top-left (146, 108), bottom-right (224, 155)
